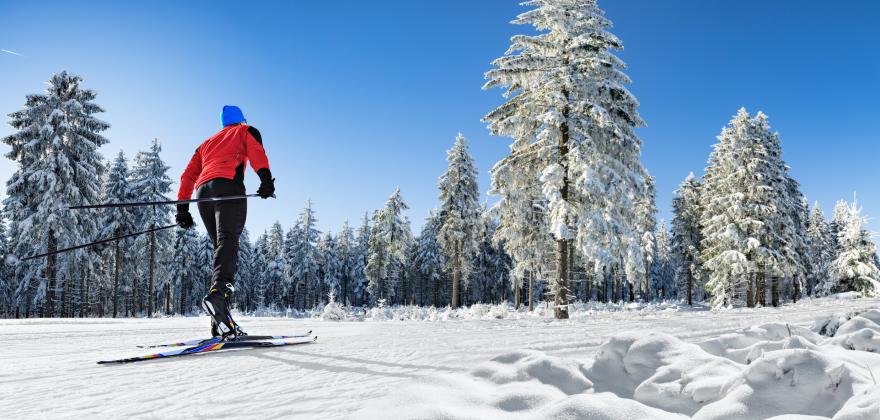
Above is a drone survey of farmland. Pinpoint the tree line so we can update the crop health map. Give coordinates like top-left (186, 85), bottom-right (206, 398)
top-left (1, 0), bottom-right (877, 319)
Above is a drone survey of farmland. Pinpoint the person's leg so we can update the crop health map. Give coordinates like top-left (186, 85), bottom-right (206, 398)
top-left (210, 195), bottom-right (246, 292)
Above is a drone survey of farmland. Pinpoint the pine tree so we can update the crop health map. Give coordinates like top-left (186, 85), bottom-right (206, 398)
top-left (263, 222), bottom-right (286, 311)
top-left (287, 201), bottom-right (321, 309)
top-left (366, 189), bottom-right (411, 305)
top-left (415, 211), bottom-right (446, 306)
top-left (336, 221), bottom-right (355, 305)
top-left (351, 213), bottom-right (371, 306)
top-left (828, 201), bottom-right (879, 296)
top-left (807, 205), bottom-right (835, 296)
top-left (101, 151), bottom-right (138, 317)
top-left (484, 0), bottom-right (650, 318)
top-left (700, 109), bottom-right (789, 309)
top-left (318, 232), bottom-right (341, 305)
top-left (129, 138), bottom-right (172, 315)
top-left (651, 220), bottom-right (675, 299)
top-left (671, 173), bottom-right (704, 305)
top-left (167, 227), bottom-right (201, 314)
top-left (437, 134), bottom-right (480, 308)
top-left (2, 71), bottom-right (109, 317)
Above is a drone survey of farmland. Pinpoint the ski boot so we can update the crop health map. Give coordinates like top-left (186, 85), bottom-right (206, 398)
top-left (202, 283), bottom-right (246, 341)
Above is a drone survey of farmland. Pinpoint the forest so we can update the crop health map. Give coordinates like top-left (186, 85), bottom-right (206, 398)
top-left (0, 1), bottom-right (877, 320)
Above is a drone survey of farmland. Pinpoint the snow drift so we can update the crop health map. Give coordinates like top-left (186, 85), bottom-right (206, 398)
top-left (356, 308), bottom-right (880, 419)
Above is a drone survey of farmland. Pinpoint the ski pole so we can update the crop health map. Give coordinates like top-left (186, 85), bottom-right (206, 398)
top-left (11, 224), bottom-right (179, 263)
top-left (65, 194), bottom-right (273, 210)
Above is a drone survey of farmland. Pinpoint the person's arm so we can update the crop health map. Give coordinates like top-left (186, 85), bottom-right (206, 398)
top-left (244, 126), bottom-right (275, 198)
top-left (178, 147), bottom-right (203, 201)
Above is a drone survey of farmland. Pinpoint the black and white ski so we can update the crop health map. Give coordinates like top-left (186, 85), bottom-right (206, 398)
top-left (98, 336), bottom-right (317, 364)
top-left (137, 330), bottom-right (313, 348)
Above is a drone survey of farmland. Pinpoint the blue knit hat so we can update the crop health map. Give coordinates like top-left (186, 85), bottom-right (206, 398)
top-left (221, 105), bottom-right (246, 127)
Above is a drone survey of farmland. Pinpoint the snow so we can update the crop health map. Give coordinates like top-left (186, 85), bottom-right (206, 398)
top-left (4, 297), bottom-right (880, 419)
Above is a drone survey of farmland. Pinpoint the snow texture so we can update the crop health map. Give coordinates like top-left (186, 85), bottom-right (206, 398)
top-left (5, 297), bottom-right (880, 419)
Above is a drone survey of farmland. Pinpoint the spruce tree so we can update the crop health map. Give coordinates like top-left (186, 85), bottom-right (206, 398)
top-left (2, 71), bottom-right (109, 317)
top-left (484, 0), bottom-right (650, 318)
top-left (415, 211), bottom-right (445, 306)
top-left (263, 222), bottom-right (286, 311)
top-left (102, 151), bottom-right (138, 317)
top-left (351, 213), bottom-right (371, 306)
top-left (828, 201), bottom-right (879, 296)
top-left (671, 173), bottom-right (704, 305)
top-left (129, 138), bottom-right (172, 315)
top-left (336, 221), bottom-right (355, 305)
top-left (808, 205), bottom-right (835, 296)
top-left (437, 134), bottom-right (480, 308)
top-left (651, 220), bottom-right (674, 299)
top-left (235, 228), bottom-right (258, 312)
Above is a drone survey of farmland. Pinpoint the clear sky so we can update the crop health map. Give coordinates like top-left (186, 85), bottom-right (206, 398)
top-left (1, 0), bottom-right (878, 241)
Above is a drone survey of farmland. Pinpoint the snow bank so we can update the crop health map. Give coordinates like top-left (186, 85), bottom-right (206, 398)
top-left (587, 331), bottom-right (741, 415)
top-left (693, 349), bottom-right (869, 420)
top-left (356, 349), bottom-right (686, 420)
top-left (355, 306), bottom-right (880, 420)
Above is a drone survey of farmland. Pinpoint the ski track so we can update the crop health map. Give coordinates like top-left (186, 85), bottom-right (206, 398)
top-left (2, 298), bottom-right (878, 419)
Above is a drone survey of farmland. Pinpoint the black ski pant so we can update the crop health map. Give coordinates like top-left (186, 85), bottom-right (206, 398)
top-left (196, 178), bottom-right (246, 295)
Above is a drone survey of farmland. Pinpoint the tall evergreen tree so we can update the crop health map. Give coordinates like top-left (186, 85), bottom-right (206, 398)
top-left (351, 213), bottom-right (371, 306)
top-left (484, 0), bottom-right (650, 318)
top-left (263, 222), bottom-right (286, 310)
top-left (167, 227), bottom-right (201, 314)
top-left (2, 71), bottom-right (109, 317)
top-left (318, 232), bottom-right (341, 304)
top-left (235, 228), bottom-right (258, 312)
top-left (129, 138), bottom-right (172, 315)
top-left (101, 151), bottom-right (138, 317)
top-left (651, 220), bottom-right (674, 299)
top-left (700, 109), bottom-right (789, 309)
top-left (414, 211), bottom-right (446, 306)
top-left (807, 205), bottom-right (835, 296)
top-left (671, 173), bottom-right (704, 305)
top-left (828, 201), bottom-right (879, 296)
top-left (437, 134), bottom-right (480, 308)
top-left (366, 189), bottom-right (411, 305)
top-left (288, 201), bottom-right (321, 309)
top-left (336, 221), bottom-right (355, 306)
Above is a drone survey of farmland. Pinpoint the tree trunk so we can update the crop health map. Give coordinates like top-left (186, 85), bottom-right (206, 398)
top-left (45, 231), bottom-right (57, 318)
top-left (113, 241), bottom-right (121, 318)
top-left (148, 231), bottom-right (156, 317)
top-left (771, 275), bottom-right (779, 307)
top-left (528, 271), bottom-right (534, 312)
top-left (792, 276), bottom-right (799, 303)
top-left (586, 267), bottom-right (593, 302)
top-left (514, 277), bottom-right (521, 309)
top-left (451, 247), bottom-right (461, 309)
top-left (687, 254), bottom-right (694, 305)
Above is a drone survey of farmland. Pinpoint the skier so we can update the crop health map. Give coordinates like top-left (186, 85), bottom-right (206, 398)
top-left (176, 105), bottom-right (275, 339)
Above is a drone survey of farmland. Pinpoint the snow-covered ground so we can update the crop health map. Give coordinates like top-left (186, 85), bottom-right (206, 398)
top-left (3, 297), bottom-right (880, 419)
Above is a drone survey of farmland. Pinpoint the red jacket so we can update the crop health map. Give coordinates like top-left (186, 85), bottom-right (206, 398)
top-left (178, 124), bottom-right (270, 200)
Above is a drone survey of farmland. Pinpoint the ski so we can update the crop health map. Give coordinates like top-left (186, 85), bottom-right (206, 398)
top-left (98, 336), bottom-right (317, 364)
top-left (137, 330), bottom-right (313, 348)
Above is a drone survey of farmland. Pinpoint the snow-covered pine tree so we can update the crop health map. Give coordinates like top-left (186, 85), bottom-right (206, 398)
top-left (252, 231), bottom-right (271, 310)
top-left (261, 222), bottom-right (286, 311)
top-left (317, 232), bottom-right (341, 306)
top-left (365, 210), bottom-right (386, 305)
top-left (490, 138), bottom-right (554, 310)
top-left (651, 220), bottom-right (674, 299)
top-left (671, 173), bottom-right (704, 305)
top-left (288, 201), bottom-right (321, 309)
top-left (700, 109), bottom-right (787, 309)
top-left (167, 227), bottom-right (201, 314)
top-left (828, 201), bottom-right (879, 296)
top-left (2, 71), bottom-right (109, 317)
top-left (336, 221), bottom-right (355, 306)
top-left (129, 138), bottom-right (173, 315)
top-left (484, 0), bottom-right (650, 318)
top-left (830, 200), bottom-right (850, 253)
top-left (635, 175), bottom-right (658, 301)
top-left (415, 211), bottom-right (446, 306)
top-left (471, 208), bottom-right (511, 304)
top-left (807, 205), bottom-right (835, 296)
top-left (437, 134), bottom-right (480, 309)
top-left (351, 213), bottom-right (371, 306)
top-left (101, 151), bottom-right (138, 317)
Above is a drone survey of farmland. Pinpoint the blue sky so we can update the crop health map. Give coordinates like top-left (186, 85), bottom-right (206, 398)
top-left (1, 0), bottom-right (878, 240)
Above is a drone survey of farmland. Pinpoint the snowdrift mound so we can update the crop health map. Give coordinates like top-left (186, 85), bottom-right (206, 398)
top-left (587, 331), bottom-right (740, 415)
top-left (355, 349), bottom-right (686, 420)
top-left (693, 349), bottom-right (869, 420)
top-left (355, 306), bottom-right (880, 420)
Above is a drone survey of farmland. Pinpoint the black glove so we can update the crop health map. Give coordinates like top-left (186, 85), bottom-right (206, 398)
top-left (176, 204), bottom-right (195, 229)
top-left (256, 168), bottom-right (275, 199)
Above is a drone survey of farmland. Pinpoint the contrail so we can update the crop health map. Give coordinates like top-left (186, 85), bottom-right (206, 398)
top-left (1, 49), bottom-right (23, 56)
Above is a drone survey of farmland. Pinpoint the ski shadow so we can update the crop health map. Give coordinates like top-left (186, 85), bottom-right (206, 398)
top-left (250, 351), bottom-right (425, 379)
top-left (279, 348), bottom-right (460, 374)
